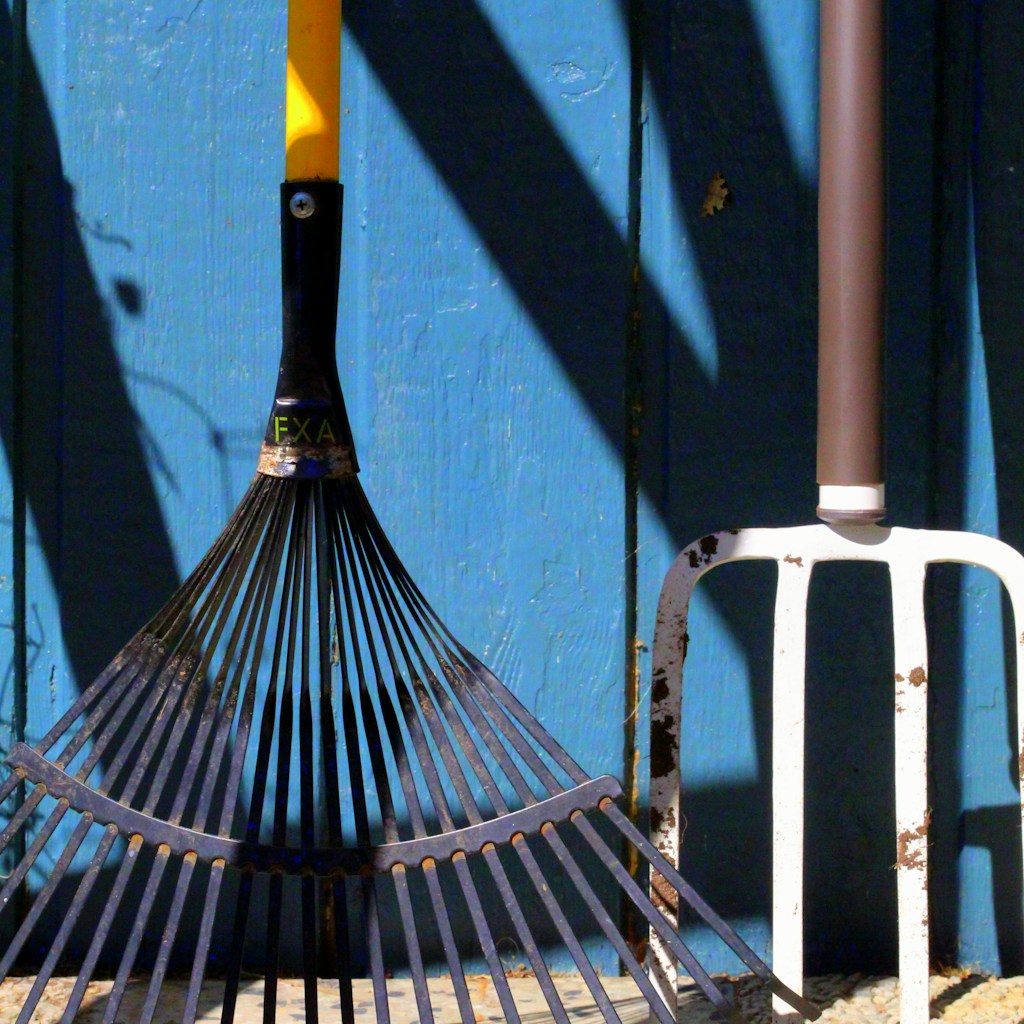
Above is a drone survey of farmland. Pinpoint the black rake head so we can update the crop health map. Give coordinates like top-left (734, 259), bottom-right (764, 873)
top-left (0, 474), bottom-right (816, 1024)
top-left (0, 182), bottom-right (817, 1024)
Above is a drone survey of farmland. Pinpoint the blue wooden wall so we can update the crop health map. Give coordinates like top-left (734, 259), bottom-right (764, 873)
top-left (1, 0), bottom-right (1022, 980)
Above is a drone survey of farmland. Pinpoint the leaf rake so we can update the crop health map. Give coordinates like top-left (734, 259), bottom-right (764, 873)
top-left (0, 5), bottom-right (819, 1023)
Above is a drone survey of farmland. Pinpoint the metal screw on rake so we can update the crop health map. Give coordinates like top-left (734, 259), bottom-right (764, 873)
top-left (648, 4), bottom-right (1024, 1024)
top-left (0, 4), bottom-right (821, 1024)
top-left (648, 526), bottom-right (1024, 1022)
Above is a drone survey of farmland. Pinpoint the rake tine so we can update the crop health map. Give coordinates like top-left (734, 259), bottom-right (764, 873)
top-left (511, 832), bottom-right (623, 1024)
top-left (391, 865), bottom-right (436, 1024)
top-left (95, 644), bottom-right (203, 802)
top-left (147, 475), bottom-right (268, 638)
top-left (140, 851), bottom-right (199, 1024)
top-left (147, 568), bottom-right (280, 941)
top-left (211, 494), bottom-right (294, 838)
top-left (427, 656), bottom-right (534, 810)
top-left (182, 858), bottom-right (225, 1024)
top-left (421, 859), bottom-right (476, 1024)
top-left (33, 637), bottom-right (156, 770)
top-left (0, 784), bottom-right (46, 860)
top-left (263, 499), bottom-right (306, 1024)
top-left (355, 508), bottom-right (539, 806)
top-left (450, 853), bottom-right (521, 1024)
top-left (365, 565), bottom-right (509, 817)
top-left (540, 823), bottom-right (677, 1024)
top-left (333, 508), bottom-right (406, 842)
top-left (313, 488), bottom-right (355, 1024)
top-left (266, 489), bottom-right (305, 1021)
top-left (354, 522), bottom-right (498, 833)
top-left (0, 771), bottom-right (24, 810)
top-left (0, 814), bottom-right (92, 982)
top-left (301, 874), bottom-right (319, 1024)
top-left (216, 492), bottom-right (298, 1023)
top-left (326, 494), bottom-right (385, 1024)
top-left (241, 495), bottom-right (302, 847)
top-left (340, 521), bottom-right (428, 838)
top-left (569, 812), bottom-right (736, 1020)
top-left (53, 634), bottom-right (168, 776)
top-left (58, 833), bottom-right (145, 1024)
top-left (359, 567), bottom-right (611, 1022)
top-left (68, 644), bottom-right (195, 797)
top-left (601, 804), bottom-right (821, 1021)
top-left (460, 651), bottom-right (583, 788)
top-left (365, 874), bottom-right (391, 1024)
top-left (162, 486), bottom-right (290, 827)
top-left (481, 844), bottom-right (571, 1024)
top-left (100, 844), bottom-right (173, 1024)
top-left (265, 872), bottom-right (285, 1024)
top-left (297, 490), bottom-right (320, 1024)
top-left (348, 512), bottom-right (488, 1016)
top-left (0, 801), bottom-right (71, 933)
top-left (220, 866), bottom-right (255, 1024)
top-left (324, 495), bottom-right (375, 850)
top-left (12, 825), bottom-right (119, 1024)
top-left (26, 634), bottom-right (154, 763)
top-left (330, 877), bottom-right (355, 1024)
top-left (109, 490), bottom-right (277, 809)
top-left (364, 498), bottom-right (588, 785)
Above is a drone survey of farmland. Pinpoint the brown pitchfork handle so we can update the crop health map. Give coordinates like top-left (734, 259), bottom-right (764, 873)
top-left (817, 0), bottom-right (886, 524)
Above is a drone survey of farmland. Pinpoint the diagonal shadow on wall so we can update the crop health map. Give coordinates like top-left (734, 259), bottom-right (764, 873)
top-left (0, 5), bottom-right (241, 998)
top-left (1, 0), bottom-right (1021, 983)
top-left (0, 5), bottom-right (181, 705)
top-left (344, 0), bottom-right (938, 974)
top-left (346, 0), bottom-right (1024, 976)
top-left (932, 0), bottom-right (1024, 974)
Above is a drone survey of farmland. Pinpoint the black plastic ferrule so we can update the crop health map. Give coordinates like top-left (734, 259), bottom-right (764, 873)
top-left (258, 181), bottom-right (358, 479)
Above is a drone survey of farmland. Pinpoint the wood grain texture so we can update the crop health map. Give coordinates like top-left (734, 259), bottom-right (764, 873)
top-left (637, 0), bottom-right (1022, 979)
top-left (0, 0), bottom-right (20, 946)
top-left (5, 0), bottom-right (1022, 986)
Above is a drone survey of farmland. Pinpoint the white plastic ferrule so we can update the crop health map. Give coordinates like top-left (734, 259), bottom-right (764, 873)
top-left (817, 483), bottom-right (886, 523)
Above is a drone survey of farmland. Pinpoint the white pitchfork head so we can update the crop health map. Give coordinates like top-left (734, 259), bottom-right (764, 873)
top-left (648, 523), bottom-right (1024, 1024)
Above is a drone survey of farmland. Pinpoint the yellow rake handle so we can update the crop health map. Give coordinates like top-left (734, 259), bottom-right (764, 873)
top-left (286, 0), bottom-right (341, 180)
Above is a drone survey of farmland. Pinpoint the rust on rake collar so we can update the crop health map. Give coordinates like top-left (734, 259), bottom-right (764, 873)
top-left (257, 441), bottom-right (357, 479)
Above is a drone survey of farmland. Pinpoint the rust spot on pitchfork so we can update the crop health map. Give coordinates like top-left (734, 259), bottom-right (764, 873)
top-left (895, 812), bottom-right (931, 871)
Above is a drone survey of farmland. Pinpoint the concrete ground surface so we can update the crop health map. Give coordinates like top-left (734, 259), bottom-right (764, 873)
top-left (1, 973), bottom-right (1024, 1023)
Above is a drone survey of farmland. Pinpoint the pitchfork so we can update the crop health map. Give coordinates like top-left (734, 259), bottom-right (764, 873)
top-left (646, 3), bottom-right (1024, 1023)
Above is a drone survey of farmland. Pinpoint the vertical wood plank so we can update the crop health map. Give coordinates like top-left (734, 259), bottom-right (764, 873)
top-left (18, 0), bottom-right (286, 970)
top-left (636, 0), bottom-right (820, 973)
top-left (0, 0), bottom-right (24, 942)
top-left (637, 0), bottom-right (942, 979)
top-left (345, 0), bottom-right (632, 971)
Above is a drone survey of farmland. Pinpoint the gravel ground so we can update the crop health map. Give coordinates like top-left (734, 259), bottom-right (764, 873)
top-left (1, 972), bottom-right (1023, 1023)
